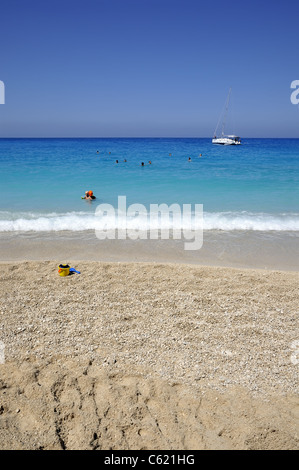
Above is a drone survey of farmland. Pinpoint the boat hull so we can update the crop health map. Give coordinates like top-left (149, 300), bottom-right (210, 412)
top-left (212, 138), bottom-right (241, 145)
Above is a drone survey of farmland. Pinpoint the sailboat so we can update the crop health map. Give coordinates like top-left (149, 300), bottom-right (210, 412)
top-left (212, 88), bottom-right (241, 145)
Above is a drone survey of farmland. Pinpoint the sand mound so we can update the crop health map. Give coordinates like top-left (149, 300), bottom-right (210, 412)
top-left (0, 359), bottom-right (298, 450)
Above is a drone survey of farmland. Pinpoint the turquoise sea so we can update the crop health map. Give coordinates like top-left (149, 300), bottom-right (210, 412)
top-left (0, 138), bottom-right (298, 232)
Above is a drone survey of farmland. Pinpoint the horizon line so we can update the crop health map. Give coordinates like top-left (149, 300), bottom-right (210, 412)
top-left (1, 136), bottom-right (299, 140)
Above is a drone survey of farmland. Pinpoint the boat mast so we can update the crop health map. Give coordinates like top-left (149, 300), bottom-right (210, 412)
top-left (221, 87), bottom-right (231, 137)
top-left (213, 88), bottom-right (232, 138)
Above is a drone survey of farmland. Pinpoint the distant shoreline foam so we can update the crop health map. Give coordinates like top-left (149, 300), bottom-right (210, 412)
top-left (0, 210), bottom-right (299, 232)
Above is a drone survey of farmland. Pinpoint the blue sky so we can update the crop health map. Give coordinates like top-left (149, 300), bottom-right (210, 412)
top-left (0, 0), bottom-right (298, 137)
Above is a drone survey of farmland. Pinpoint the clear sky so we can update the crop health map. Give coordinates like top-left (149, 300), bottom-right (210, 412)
top-left (0, 0), bottom-right (298, 137)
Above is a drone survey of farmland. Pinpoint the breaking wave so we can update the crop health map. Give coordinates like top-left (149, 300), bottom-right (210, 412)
top-left (0, 210), bottom-right (299, 232)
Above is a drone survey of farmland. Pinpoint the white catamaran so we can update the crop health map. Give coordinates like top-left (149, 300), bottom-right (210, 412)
top-left (212, 88), bottom-right (241, 145)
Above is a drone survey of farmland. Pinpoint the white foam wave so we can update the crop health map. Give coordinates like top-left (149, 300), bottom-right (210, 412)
top-left (0, 210), bottom-right (299, 232)
top-left (203, 212), bottom-right (299, 231)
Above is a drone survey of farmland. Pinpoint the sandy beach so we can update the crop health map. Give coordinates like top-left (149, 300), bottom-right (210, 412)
top-left (0, 256), bottom-right (298, 450)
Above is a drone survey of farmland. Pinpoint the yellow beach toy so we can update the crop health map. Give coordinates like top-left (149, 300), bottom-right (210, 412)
top-left (58, 264), bottom-right (70, 276)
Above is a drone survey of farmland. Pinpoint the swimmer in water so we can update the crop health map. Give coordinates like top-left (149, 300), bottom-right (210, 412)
top-left (82, 190), bottom-right (96, 200)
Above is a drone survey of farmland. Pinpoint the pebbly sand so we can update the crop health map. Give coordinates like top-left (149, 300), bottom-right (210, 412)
top-left (0, 259), bottom-right (298, 450)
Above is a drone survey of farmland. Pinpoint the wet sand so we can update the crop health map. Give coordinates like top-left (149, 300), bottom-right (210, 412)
top-left (1, 229), bottom-right (299, 271)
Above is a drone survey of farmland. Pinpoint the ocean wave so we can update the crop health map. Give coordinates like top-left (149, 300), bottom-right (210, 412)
top-left (0, 210), bottom-right (299, 232)
top-left (202, 212), bottom-right (299, 231)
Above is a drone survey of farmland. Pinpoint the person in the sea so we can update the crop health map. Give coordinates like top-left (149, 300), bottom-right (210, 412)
top-left (83, 190), bottom-right (96, 200)
top-left (148, 160), bottom-right (152, 164)
top-left (188, 157), bottom-right (191, 161)
top-left (141, 162), bottom-right (144, 166)
top-left (116, 160), bottom-right (119, 164)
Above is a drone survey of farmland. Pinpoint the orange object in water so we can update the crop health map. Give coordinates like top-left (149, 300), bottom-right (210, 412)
top-left (88, 190), bottom-right (93, 196)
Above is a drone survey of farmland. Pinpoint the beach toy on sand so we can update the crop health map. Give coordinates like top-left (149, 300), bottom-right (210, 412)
top-left (69, 268), bottom-right (81, 274)
top-left (58, 264), bottom-right (70, 276)
top-left (58, 265), bottom-right (81, 276)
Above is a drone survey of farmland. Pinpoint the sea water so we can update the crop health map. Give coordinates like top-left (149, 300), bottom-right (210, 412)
top-left (0, 138), bottom-right (298, 233)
